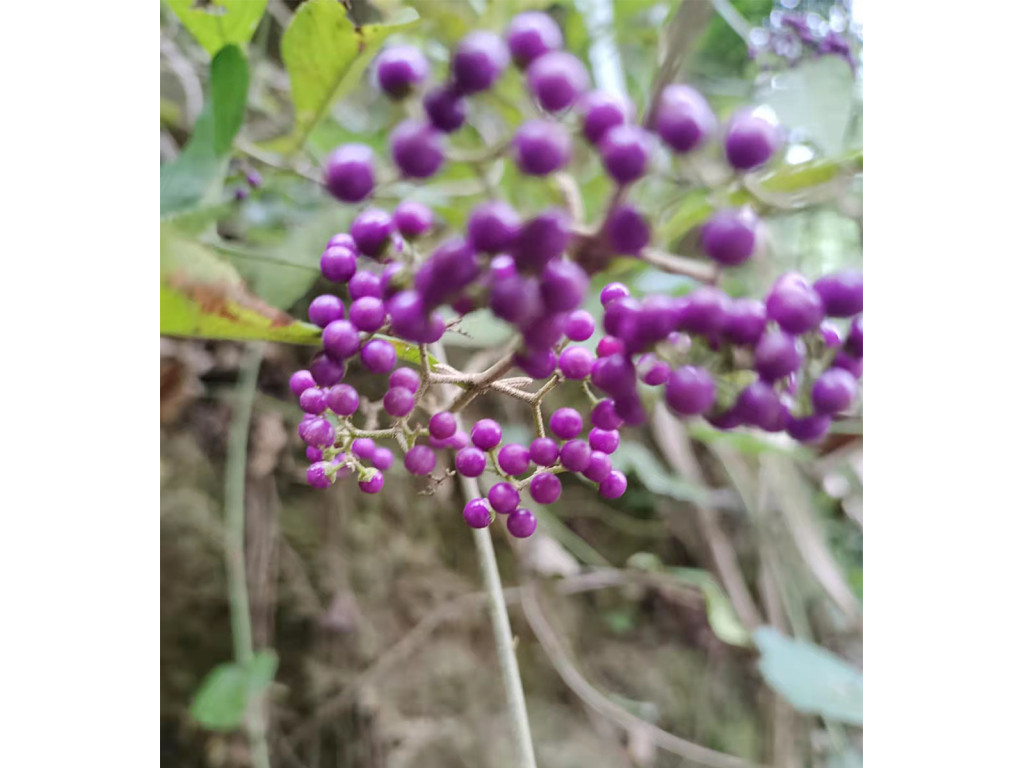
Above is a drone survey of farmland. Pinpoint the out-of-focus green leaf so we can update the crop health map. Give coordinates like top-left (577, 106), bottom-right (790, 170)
top-left (687, 421), bottom-right (811, 459)
top-left (277, 0), bottom-right (419, 153)
top-left (753, 627), bottom-right (863, 725)
top-left (190, 650), bottom-right (278, 731)
top-left (614, 441), bottom-right (712, 504)
top-left (161, 45), bottom-right (249, 216)
top-left (441, 308), bottom-right (514, 349)
top-left (167, 0), bottom-right (267, 56)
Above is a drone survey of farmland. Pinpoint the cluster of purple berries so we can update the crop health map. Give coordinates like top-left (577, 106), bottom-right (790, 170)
top-left (749, 11), bottom-right (859, 71)
top-left (289, 10), bottom-right (862, 538)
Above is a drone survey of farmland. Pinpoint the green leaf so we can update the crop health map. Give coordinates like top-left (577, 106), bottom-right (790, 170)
top-left (753, 627), bottom-right (863, 725)
top-left (277, 1), bottom-right (419, 153)
top-left (613, 441), bottom-right (713, 505)
top-left (166, 0), bottom-right (268, 56)
top-left (161, 225), bottom-right (323, 345)
top-left (161, 45), bottom-right (249, 216)
top-left (190, 650), bottom-right (278, 731)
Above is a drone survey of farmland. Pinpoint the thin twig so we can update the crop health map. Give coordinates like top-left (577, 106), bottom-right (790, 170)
top-left (640, 247), bottom-right (719, 283)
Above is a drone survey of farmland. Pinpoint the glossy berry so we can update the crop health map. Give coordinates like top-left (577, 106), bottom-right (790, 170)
top-left (540, 259), bottom-right (588, 312)
top-left (701, 208), bottom-right (759, 266)
top-left (498, 444), bottom-right (531, 476)
top-left (766, 273), bottom-right (825, 334)
top-left (309, 352), bottom-right (345, 387)
top-left (394, 200), bottom-right (434, 238)
top-left (383, 386), bottom-right (415, 417)
top-left (360, 339), bottom-right (397, 374)
top-left (468, 201), bottom-right (521, 252)
top-left (755, 329), bottom-right (804, 381)
top-left (530, 472), bottom-right (562, 504)
top-left (565, 309), bottom-right (595, 341)
top-left (351, 438), bottom-right (376, 460)
top-left (588, 428), bottom-right (620, 454)
top-left (582, 451), bottom-right (612, 482)
top-left (391, 120), bottom-right (445, 178)
top-left (455, 447), bottom-right (487, 477)
top-left (596, 336), bottom-right (625, 358)
top-left (290, 370), bottom-right (316, 397)
top-left (590, 353), bottom-right (636, 398)
top-left (324, 144), bottom-right (375, 203)
top-left (359, 469), bottom-right (385, 494)
top-left (527, 51), bottom-right (589, 112)
top-left (372, 447), bottom-right (394, 471)
top-left (423, 85), bottom-right (468, 133)
top-left (736, 380), bottom-right (786, 429)
top-left (322, 320), bottom-right (361, 360)
top-left (349, 270), bottom-right (382, 300)
top-left (608, 205), bottom-right (650, 255)
top-left (550, 407), bottom-right (583, 440)
top-left (351, 209), bottom-right (393, 258)
top-left (529, 437), bottom-right (560, 467)
top-left (639, 355), bottom-right (670, 385)
top-left (600, 282), bottom-right (630, 306)
top-left (812, 368), bottom-right (857, 415)
top-left (506, 508), bottom-right (538, 538)
top-left (307, 462), bottom-right (332, 489)
top-left (578, 91), bottom-right (631, 144)
top-left (471, 419), bottom-right (502, 450)
top-left (321, 246), bottom-right (358, 283)
top-left (326, 383), bottom-right (359, 416)
top-left (655, 84), bottom-right (716, 153)
top-left (404, 445), bottom-right (436, 475)
top-left (665, 365), bottom-right (716, 416)
top-left (722, 299), bottom-right (767, 345)
top-left (389, 367), bottom-right (420, 392)
top-left (599, 125), bottom-right (651, 185)
top-left (785, 412), bottom-right (832, 443)
top-left (428, 412), bottom-right (457, 440)
top-left (303, 417), bottom-right (335, 448)
top-left (598, 470), bottom-right (627, 499)
top-left (463, 498), bottom-right (492, 528)
top-left (724, 108), bottom-right (780, 171)
top-left (328, 233), bottom-right (356, 250)
top-left (513, 119), bottom-right (571, 176)
top-left (488, 482), bottom-right (521, 514)
top-left (349, 297), bottom-right (386, 332)
top-left (309, 295), bottom-right (345, 328)
top-left (375, 45), bottom-right (429, 98)
top-left (299, 387), bottom-right (327, 415)
top-left (677, 287), bottom-right (729, 336)
top-left (451, 31), bottom-right (509, 93)
top-left (559, 345), bottom-right (595, 380)
top-left (814, 271), bottom-right (863, 317)
top-left (559, 439), bottom-right (591, 472)
top-left (591, 399), bottom-right (624, 430)
top-left (506, 11), bottom-right (563, 67)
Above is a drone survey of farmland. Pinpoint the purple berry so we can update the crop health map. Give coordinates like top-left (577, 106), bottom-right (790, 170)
top-left (655, 84), bottom-right (716, 153)
top-left (325, 384), bottom-right (358, 418)
top-left (677, 287), bottom-right (729, 336)
top-left (600, 282), bottom-right (630, 306)
top-left (498, 443), bottom-right (531, 476)
top-left (321, 246), bottom-right (358, 283)
top-left (490, 273), bottom-right (542, 326)
top-left (722, 298), bottom-right (767, 345)
top-left (390, 119), bottom-right (445, 179)
top-left (299, 387), bottom-right (327, 414)
top-left (578, 90), bottom-right (632, 145)
top-left (389, 367), bottom-right (420, 392)
top-left (559, 439), bottom-right (591, 472)
top-left (463, 498), bottom-right (492, 528)
top-left (424, 414), bottom-right (454, 443)
top-left (447, 430), bottom-right (470, 450)
top-left (383, 386), bottom-right (415, 417)
top-left (515, 347), bottom-right (557, 379)
top-left (348, 296), bottom-right (386, 332)
top-left (540, 258), bottom-right (589, 312)
top-left (349, 271), bottom-right (382, 300)
top-left (451, 31), bottom-right (509, 93)
top-left (513, 119), bottom-right (572, 176)
top-left (550, 407), bottom-right (583, 440)
top-left (519, 311), bottom-right (567, 351)
top-left (306, 446), bottom-right (323, 462)
top-left (324, 144), bottom-right (375, 203)
top-left (820, 321), bottom-right (843, 348)
top-left (590, 353), bottom-right (636, 398)
top-left (303, 417), bottom-right (335, 448)
top-left (359, 469), bottom-right (385, 494)
top-left (506, 508), bottom-right (538, 538)
top-left (351, 438), bottom-right (376, 460)
top-left (360, 339), bottom-right (397, 374)
top-left (455, 446), bottom-right (487, 477)
top-left (488, 482), bottom-right (521, 514)
top-left (638, 355), bottom-right (670, 386)
top-left (735, 380), bottom-right (786, 429)
top-left (328, 233), bottom-right (356, 251)
top-left (514, 209), bottom-right (571, 271)
top-left (471, 418), bottom-right (502, 450)
top-left (701, 208), bottom-right (759, 266)
top-left (614, 390), bottom-right (647, 426)
top-left (351, 209), bottom-right (394, 258)
top-left (372, 447), bottom-right (394, 471)
top-left (307, 462), bottom-right (332, 489)
top-left (608, 205), bottom-right (650, 255)
top-left (846, 315), bottom-right (863, 358)
top-left (309, 352), bottom-right (345, 387)
top-left (591, 399), bottom-right (624, 430)
top-left (529, 437), bottom-right (560, 467)
top-left (489, 254), bottom-right (517, 281)
top-left (559, 345), bottom-right (595, 380)
top-left (527, 51), bottom-right (589, 112)
top-left (404, 445), bottom-right (437, 475)
top-left (599, 124), bottom-right (651, 185)
top-left (468, 201), bottom-right (521, 253)
top-left (308, 294), bottom-right (345, 328)
top-left (724, 108), bottom-right (780, 171)
top-left (814, 271), bottom-right (863, 317)
top-left (705, 406), bottom-right (743, 430)
top-left (766, 273), bottom-right (825, 334)
top-left (582, 451), bottom-right (612, 482)
top-left (785, 412), bottom-right (832, 443)
top-left (588, 427), bottom-right (619, 454)
top-left (375, 45), bottom-right (429, 99)
top-left (290, 370), bottom-right (316, 397)
top-left (565, 309), bottom-right (596, 341)
top-left (598, 470), bottom-right (627, 499)
top-left (394, 200), bottom-right (434, 238)
top-left (423, 85), bottom-right (468, 133)
top-left (811, 368), bottom-right (857, 415)
top-left (755, 329), bottom-right (804, 381)
top-left (322, 319), bottom-right (361, 360)
top-left (665, 365), bottom-right (716, 416)
top-left (530, 472), bottom-right (562, 504)
top-left (506, 11), bottom-right (563, 68)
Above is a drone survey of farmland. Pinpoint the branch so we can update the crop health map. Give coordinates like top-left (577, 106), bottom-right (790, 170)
top-left (639, 247), bottom-right (719, 283)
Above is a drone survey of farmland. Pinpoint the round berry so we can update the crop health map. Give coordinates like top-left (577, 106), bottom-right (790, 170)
top-left (455, 446), bottom-right (487, 477)
top-left (383, 386), bottom-right (415, 417)
top-left (578, 90), bottom-right (632, 145)
top-left (701, 208), bottom-right (759, 266)
top-left (325, 384), bottom-right (358, 416)
top-left (530, 472), bottom-right (562, 504)
top-left (307, 462), bottom-right (332, 489)
top-left (290, 369), bottom-right (316, 397)
top-left (811, 368), bottom-right (857, 415)
top-left (324, 144), bottom-right (375, 203)
top-left (735, 380), bottom-right (786, 429)
top-left (309, 352), bottom-right (345, 387)
top-left (468, 201), bottom-right (521, 253)
top-left (404, 445), bottom-right (436, 476)
top-left (655, 84), bottom-right (716, 153)
top-left (846, 315), bottom-right (863, 358)
top-left (375, 45), bottom-right (429, 99)
top-left (389, 367), bottom-right (420, 392)
top-left (598, 470), bottom-right (627, 499)
top-left (582, 451), bottom-right (612, 482)
top-left (522, 311), bottom-right (566, 353)
top-left (514, 209), bottom-right (571, 271)
top-left (471, 418), bottom-right (502, 450)
top-left (372, 446), bottom-right (394, 471)
top-left (724, 107), bottom-right (780, 171)
top-left (351, 209), bottom-right (393, 258)
top-left (813, 270), bottom-right (863, 317)
top-left (832, 351), bottom-right (863, 378)
top-left (529, 437), bottom-right (560, 467)
top-left (424, 414), bottom-right (454, 443)
top-left (498, 443), bottom-right (531, 476)
top-left (565, 309), bottom-right (595, 341)
top-left (550, 407), bottom-right (583, 440)
top-left (595, 336), bottom-right (624, 358)
top-left (540, 259), bottom-right (588, 312)
top-left (559, 345), bottom-right (595, 380)
top-left (513, 119), bottom-right (572, 176)
top-left (755, 329), bottom-right (804, 381)
top-left (490, 273), bottom-right (541, 325)
top-left (785, 412), bottom-right (832, 443)
top-left (463, 497), bottom-right (492, 528)
top-left (506, 508), bottom-right (538, 538)
top-left (488, 482), bottom-right (521, 514)
top-left (527, 51), bottom-right (589, 112)
top-left (351, 438), bottom-right (376, 460)
top-left (303, 417), bottom-right (335, 448)
top-left (349, 271), bottom-right (382, 300)
top-left (308, 295), bottom-right (345, 328)
top-left (722, 298), bottom-right (767, 345)
top-left (665, 365), bottom-right (716, 416)
top-left (677, 287), bottom-right (729, 336)
top-left (591, 399), bottom-right (624, 430)
top-left (590, 353), bottom-right (636, 398)
top-left (423, 85), bottom-right (468, 133)
top-left (820, 321), bottom-right (843, 348)
top-left (299, 387), bottom-right (327, 414)
top-left (394, 200), bottom-right (434, 238)
top-left (360, 339), bottom-right (397, 374)
top-left (506, 11), bottom-right (563, 68)
top-left (451, 31), bottom-right (509, 93)
top-left (359, 469), bottom-right (385, 494)
top-left (322, 319), bottom-right (361, 360)
top-left (599, 125), bottom-right (651, 185)
top-left (638, 355), bottom-right (670, 386)
top-left (588, 428), bottom-right (619, 454)
top-left (348, 296), bottom-right (386, 332)
top-left (515, 347), bottom-right (557, 379)
top-left (600, 283), bottom-right (630, 306)
top-left (766, 273), bottom-right (825, 334)
top-left (390, 120), bottom-right (445, 179)
top-left (559, 439), bottom-right (591, 472)
top-left (321, 246), bottom-right (358, 283)
top-left (328, 233), bottom-right (356, 251)
top-left (608, 205), bottom-right (650, 255)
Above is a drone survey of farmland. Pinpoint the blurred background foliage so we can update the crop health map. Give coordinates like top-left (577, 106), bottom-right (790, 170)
top-left (161, 1), bottom-right (862, 766)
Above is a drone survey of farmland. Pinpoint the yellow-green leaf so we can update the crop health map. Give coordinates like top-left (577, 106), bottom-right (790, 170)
top-left (166, 0), bottom-right (268, 56)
